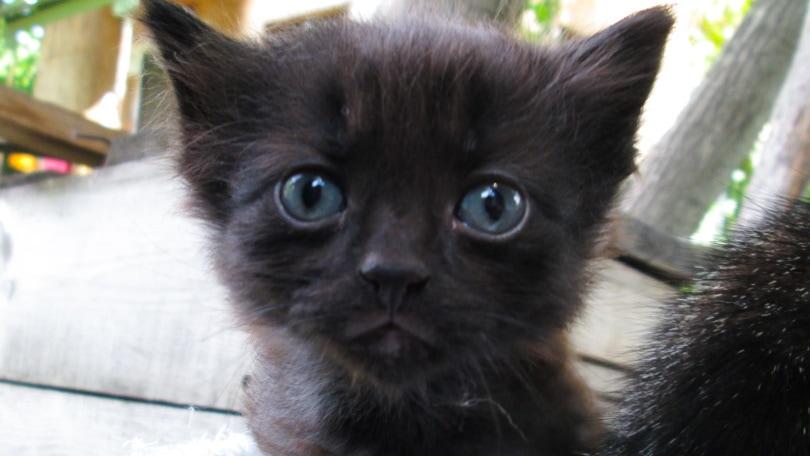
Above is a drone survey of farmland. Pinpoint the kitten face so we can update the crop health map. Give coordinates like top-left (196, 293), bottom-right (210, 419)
top-left (217, 27), bottom-right (596, 384)
top-left (143, 0), bottom-right (672, 387)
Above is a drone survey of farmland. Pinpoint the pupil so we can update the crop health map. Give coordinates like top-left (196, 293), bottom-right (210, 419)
top-left (302, 177), bottom-right (323, 208)
top-left (483, 187), bottom-right (504, 221)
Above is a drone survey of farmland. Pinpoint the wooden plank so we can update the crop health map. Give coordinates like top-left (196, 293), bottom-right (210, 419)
top-left (573, 259), bottom-right (673, 365)
top-left (0, 158), bottom-right (671, 409)
top-left (0, 372), bottom-right (618, 456)
top-left (0, 86), bottom-right (125, 165)
top-left (574, 358), bottom-right (627, 406)
top-left (0, 159), bottom-right (250, 410)
top-left (605, 214), bottom-right (703, 281)
top-left (0, 381), bottom-right (257, 456)
top-left (0, 123), bottom-right (104, 166)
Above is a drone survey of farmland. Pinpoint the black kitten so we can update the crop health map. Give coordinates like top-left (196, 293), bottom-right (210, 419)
top-left (601, 199), bottom-right (810, 456)
top-left (142, 1), bottom-right (672, 455)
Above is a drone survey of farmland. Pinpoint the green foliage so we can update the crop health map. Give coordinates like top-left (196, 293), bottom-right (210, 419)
top-left (0, 28), bottom-right (42, 94)
top-left (696, 0), bottom-right (754, 65)
top-left (0, 0), bottom-right (45, 94)
top-left (522, 0), bottom-right (560, 42)
top-left (0, 0), bottom-right (133, 95)
top-left (1, 0), bottom-right (48, 19)
top-left (531, 0), bottom-right (559, 25)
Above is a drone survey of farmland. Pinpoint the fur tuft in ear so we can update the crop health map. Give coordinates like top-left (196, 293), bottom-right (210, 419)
top-left (558, 6), bottom-right (674, 180)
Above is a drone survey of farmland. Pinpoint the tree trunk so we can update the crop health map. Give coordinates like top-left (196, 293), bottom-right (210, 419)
top-left (376, 0), bottom-right (525, 25)
top-left (34, 6), bottom-right (123, 121)
top-left (737, 7), bottom-right (810, 225)
top-left (621, 0), bottom-right (809, 239)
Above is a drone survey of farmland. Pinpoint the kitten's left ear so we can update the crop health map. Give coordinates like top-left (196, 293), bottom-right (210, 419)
top-left (557, 7), bottom-right (674, 170)
top-left (562, 7), bottom-right (673, 117)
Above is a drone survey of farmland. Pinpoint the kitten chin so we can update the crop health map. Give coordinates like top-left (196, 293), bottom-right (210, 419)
top-left (141, 0), bottom-right (673, 454)
top-left (247, 324), bottom-right (601, 455)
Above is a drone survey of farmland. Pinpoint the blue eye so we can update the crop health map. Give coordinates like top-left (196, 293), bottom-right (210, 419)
top-left (279, 172), bottom-right (345, 222)
top-left (456, 182), bottom-right (526, 235)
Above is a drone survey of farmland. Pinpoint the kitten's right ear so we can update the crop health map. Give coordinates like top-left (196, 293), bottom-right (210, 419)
top-left (141, 0), bottom-right (262, 223)
top-left (140, 0), bottom-right (245, 127)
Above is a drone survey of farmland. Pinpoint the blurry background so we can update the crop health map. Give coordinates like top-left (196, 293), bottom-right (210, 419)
top-left (0, 0), bottom-right (807, 454)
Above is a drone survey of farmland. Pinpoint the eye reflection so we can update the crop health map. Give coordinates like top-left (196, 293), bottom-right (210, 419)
top-left (279, 172), bottom-right (345, 222)
top-left (456, 182), bottom-right (526, 235)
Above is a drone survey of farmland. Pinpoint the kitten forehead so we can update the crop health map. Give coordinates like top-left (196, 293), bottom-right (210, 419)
top-left (269, 18), bottom-right (549, 170)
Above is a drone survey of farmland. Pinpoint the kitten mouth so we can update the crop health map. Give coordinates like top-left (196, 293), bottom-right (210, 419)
top-left (343, 312), bottom-right (435, 346)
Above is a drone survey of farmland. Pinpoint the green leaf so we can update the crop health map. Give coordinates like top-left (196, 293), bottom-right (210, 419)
top-left (532, 0), bottom-right (559, 25)
top-left (698, 17), bottom-right (725, 49)
top-left (695, 0), bottom-right (758, 68)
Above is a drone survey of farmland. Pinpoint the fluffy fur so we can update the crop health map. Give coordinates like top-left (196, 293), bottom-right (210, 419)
top-left (138, 1), bottom-right (739, 455)
top-left (601, 199), bottom-right (810, 456)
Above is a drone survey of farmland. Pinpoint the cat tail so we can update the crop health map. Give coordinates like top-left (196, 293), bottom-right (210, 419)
top-left (600, 199), bottom-right (810, 456)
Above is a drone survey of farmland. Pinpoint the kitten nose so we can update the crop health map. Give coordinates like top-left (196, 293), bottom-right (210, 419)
top-left (359, 254), bottom-right (429, 312)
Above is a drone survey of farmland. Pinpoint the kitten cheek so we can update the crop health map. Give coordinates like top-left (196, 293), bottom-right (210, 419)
top-left (229, 200), bottom-right (340, 250)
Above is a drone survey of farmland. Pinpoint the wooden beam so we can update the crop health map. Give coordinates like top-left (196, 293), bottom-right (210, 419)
top-left (605, 214), bottom-right (704, 281)
top-left (0, 123), bottom-right (105, 166)
top-left (0, 86), bottom-right (124, 165)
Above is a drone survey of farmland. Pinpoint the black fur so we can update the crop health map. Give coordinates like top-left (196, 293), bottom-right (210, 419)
top-left (141, 1), bottom-right (677, 455)
top-left (602, 199), bottom-right (810, 456)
